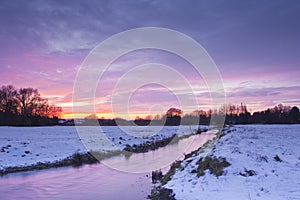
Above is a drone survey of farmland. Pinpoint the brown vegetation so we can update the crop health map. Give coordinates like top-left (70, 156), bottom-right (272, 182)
top-left (195, 156), bottom-right (231, 177)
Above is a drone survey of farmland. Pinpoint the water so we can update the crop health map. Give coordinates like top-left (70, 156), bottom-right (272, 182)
top-left (0, 132), bottom-right (216, 200)
top-left (0, 164), bottom-right (151, 200)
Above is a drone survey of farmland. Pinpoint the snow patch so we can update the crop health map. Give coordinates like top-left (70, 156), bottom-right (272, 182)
top-left (164, 125), bottom-right (300, 200)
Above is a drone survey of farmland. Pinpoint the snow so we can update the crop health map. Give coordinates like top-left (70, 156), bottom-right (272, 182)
top-left (164, 125), bottom-right (300, 200)
top-left (0, 125), bottom-right (203, 170)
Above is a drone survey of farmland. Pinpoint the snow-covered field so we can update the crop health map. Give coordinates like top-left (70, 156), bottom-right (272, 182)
top-left (0, 125), bottom-right (201, 171)
top-left (164, 125), bottom-right (300, 200)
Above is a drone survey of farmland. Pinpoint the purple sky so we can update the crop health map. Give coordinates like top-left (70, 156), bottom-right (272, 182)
top-left (0, 0), bottom-right (299, 118)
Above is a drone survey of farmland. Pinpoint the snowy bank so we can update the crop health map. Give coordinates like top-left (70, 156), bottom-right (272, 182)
top-left (0, 125), bottom-right (204, 174)
top-left (162, 125), bottom-right (300, 200)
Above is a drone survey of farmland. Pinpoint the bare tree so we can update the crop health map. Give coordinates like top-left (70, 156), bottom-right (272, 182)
top-left (0, 85), bottom-right (18, 114)
top-left (16, 88), bottom-right (42, 117)
top-left (166, 107), bottom-right (182, 117)
top-left (16, 88), bottom-right (61, 118)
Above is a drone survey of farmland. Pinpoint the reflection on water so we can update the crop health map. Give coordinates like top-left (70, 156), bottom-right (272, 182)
top-left (0, 131), bottom-right (216, 200)
top-left (103, 131), bottom-right (216, 173)
top-left (0, 164), bottom-right (151, 200)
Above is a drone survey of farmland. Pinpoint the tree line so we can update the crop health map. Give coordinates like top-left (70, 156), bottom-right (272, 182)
top-left (1, 83), bottom-right (298, 126)
top-left (0, 85), bottom-right (62, 126)
top-left (186, 103), bottom-right (299, 125)
top-left (131, 104), bottom-right (300, 126)
top-left (80, 104), bottom-right (299, 126)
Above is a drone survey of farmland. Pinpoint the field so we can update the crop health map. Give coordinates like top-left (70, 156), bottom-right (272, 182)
top-left (163, 125), bottom-right (300, 200)
top-left (0, 125), bottom-right (202, 171)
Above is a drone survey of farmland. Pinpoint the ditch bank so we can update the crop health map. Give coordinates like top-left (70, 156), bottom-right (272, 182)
top-left (1, 132), bottom-right (194, 176)
top-left (148, 127), bottom-right (230, 200)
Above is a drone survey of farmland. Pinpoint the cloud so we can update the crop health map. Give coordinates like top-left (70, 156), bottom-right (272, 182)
top-left (1, 0), bottom-right (299, 116)
top-left (1, 0), bottom-right (298, 55)
top-left (228, 86), bottom-right (299, 98)
top-left (225, 86), bottom-right (300, 111)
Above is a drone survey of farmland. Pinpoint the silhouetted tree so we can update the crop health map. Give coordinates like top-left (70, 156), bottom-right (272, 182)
top-left (84, 113), bottom-right (98, 119)
top-left (0, 85), bottom-right (62, 126)
top-left (17, 88), bottom-right (41, 117)
top-left (166, 108), bottom-right (182, 117)
top-left (289, 106), bottom-right (300, 123)
top-left (165, 108), bottom-right (182, 126)
top-left (0, 85), bottom-right (18, 114)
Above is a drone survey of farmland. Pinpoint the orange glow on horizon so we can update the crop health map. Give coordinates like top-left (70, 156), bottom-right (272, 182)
top-left (59, 102), bottom-right (295, 120)
top-left (61, 112), bottom-right (159, 120)
top-left (61, 112), bottom-right (114, 119)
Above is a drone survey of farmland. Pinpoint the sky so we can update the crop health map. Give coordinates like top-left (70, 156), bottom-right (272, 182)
top-left (0, 0), bottom-right (299, 119)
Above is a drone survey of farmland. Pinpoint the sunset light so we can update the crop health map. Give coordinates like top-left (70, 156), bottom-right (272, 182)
top-left (0, 1), bottom-right (299, 199)
top-left (0, 1), bottom-right (298, 119)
